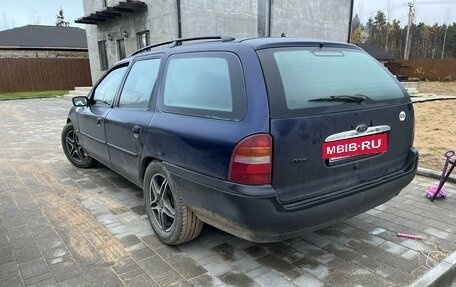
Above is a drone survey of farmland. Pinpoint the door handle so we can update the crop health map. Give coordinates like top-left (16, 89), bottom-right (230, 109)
top-left (96, 117), bottom-right (102, 126)
top-left (132, 125), bottom-right (142, 137)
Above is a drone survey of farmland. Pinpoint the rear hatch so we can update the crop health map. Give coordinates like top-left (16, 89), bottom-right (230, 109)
top-left (257, 44), bottom-right (414, 204)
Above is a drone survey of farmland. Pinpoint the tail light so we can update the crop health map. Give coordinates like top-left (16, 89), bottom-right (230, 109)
top-left (229, 134), bottom-right (272, 185)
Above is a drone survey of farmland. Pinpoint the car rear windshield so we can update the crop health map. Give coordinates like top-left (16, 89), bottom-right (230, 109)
top-left (257, 46), bottom-right (407, 118)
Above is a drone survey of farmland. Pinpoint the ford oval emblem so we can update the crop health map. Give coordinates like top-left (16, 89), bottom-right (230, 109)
top-left (355, 124), bottom-right (368, 134)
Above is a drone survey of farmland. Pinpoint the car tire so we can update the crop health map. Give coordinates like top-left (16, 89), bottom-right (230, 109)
top-left (143, 161), bottom-right (203, 245)
top-left (61, 123), bottom-right (96, 168)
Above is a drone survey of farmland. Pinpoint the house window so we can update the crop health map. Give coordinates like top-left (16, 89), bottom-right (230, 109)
top-left (98, 40), bottom-right (108, 71)
top-left (117, 39), bottom-right (126, 60)
top-left (102, 0), bottom-right (107, 7)
top-left (137, 31), bottom-right (150, 49)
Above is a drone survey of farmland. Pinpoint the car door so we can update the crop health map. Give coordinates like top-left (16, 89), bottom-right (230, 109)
top-left (78, 65), bottom-right (128, 165)
top-left (105, 57), bottom-right (161, 184)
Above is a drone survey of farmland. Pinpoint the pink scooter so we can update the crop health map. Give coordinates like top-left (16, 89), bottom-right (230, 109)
top-left (425, 150), bottom-right (455, 200)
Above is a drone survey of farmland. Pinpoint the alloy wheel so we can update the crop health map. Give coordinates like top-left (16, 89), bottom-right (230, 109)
top-left (149, 173), bottom-right (176, 232)
top-left (65, 129), bottom-right (87, 163)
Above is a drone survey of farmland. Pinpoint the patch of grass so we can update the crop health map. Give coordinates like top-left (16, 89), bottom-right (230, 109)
top-left (0, 90), bottom-right (68, 101)
top-left (429, 146), bottom-right (445, 153)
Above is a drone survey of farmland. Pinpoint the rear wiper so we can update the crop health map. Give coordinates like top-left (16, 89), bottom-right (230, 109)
top-left (308, 94), bottom-right (367, 103)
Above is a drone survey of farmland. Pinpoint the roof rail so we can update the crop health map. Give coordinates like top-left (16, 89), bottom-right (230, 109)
top-left (130, 35), bottom-right (235, 56)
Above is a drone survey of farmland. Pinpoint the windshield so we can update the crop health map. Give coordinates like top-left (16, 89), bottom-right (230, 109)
top-left (258, 47), bottom-right (407, 117)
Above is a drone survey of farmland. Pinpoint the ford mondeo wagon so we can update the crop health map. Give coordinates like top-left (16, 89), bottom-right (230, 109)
top-left (62, 36), bottom-right (418, 245)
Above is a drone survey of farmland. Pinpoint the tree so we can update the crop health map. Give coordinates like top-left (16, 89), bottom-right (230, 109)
top-left (414, 22), bottom-right (430, 59)
top-left (371, 11), bottom-right (387, 48)
top-left (349, 9), bottom-right (456, 60)
top-left (351, 27), bottom-right (363, 44)
top-left (446, 23), bottom-right (456, 58)
top-left (56, 7), bottom-right (69, 27)
top-left (366, 17), bottom-right (374, 43)
top-left (350, 14), bottom-right (364, 44)
top-left (427, 24), bottom-right (443, 59)
top-left (387, 19), bottom-right (402, 59)
top-left (352, 14), bottom-right (362, 31)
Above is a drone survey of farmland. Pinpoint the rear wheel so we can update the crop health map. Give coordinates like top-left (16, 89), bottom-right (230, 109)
top-left (143, 161), bottom-right (203, 245)
top-left (61, 123), bottom-right (96, 168)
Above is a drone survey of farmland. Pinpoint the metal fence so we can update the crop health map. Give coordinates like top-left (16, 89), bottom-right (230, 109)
top-left (0, 58), bottom-right (92, 93)
top-left (387, 59), bottom-right (456, 81)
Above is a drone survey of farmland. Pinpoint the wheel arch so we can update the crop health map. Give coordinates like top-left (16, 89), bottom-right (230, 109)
top-left (140, 156), bottom-right (159, 184)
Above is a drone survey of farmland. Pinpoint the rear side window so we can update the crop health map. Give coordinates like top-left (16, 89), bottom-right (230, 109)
top-left (258, 47), bottom-right (406, 117)
top-left (161, 52), bottom-right (246, 120)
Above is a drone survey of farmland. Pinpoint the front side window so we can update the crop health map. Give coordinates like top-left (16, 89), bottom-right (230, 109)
top-left (118, 58), bottom-right (160, 108)
top-left (161, 52), bottom-right (246, 120)
top-left (98, 40), bottom-right (108, 71)
top-left (93, 66), bottom-right (128, 106)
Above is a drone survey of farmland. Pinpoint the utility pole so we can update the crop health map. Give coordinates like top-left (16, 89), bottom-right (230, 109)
top-left (404, 2), bottom-right (414, 60)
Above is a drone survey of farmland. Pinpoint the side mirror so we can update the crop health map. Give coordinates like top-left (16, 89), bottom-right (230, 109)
top-left (72, 96), bottom-right (88, 107)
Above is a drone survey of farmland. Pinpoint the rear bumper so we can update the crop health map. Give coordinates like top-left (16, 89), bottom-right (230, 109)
top-left (165, 148), bottom-right (418, 242)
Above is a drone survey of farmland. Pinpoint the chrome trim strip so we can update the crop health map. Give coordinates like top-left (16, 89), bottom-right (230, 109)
top-left (328, 153), bottom-right (375, 164)
top-left (325, 125), bottom-right (391, 142)
top-left (80, 132), bottom-right (138, 157)
top-left (80, 132), bottom-right (106, 144)
top-left (329, 156), bottom-right (352, 163)
top-left (107, 143), bottom-right (138, 157)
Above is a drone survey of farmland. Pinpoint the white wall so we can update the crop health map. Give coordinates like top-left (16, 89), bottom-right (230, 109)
top-left (271, 0), bottom-right (351, 41)
top-left (180, 0), bottom-right (258, 38)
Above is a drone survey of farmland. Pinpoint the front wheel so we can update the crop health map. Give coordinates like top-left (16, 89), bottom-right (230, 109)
top-left (143, 161), bottom-right (203, 245)
top-left (61, 123), bottom-right (96, 168)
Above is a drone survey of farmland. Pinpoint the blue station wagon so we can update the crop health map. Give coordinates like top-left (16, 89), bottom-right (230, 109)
top-left (62, 36), bottom-right (418, 244)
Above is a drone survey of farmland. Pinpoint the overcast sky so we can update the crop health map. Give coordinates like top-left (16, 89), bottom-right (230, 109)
top-left (0, 0), bottom-right (84, 30)
top-left (0, 0), bottom-right (455, 31)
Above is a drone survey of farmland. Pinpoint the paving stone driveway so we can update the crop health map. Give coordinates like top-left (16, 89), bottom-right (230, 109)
top-left (1, 98), bottom-right (456, 287)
